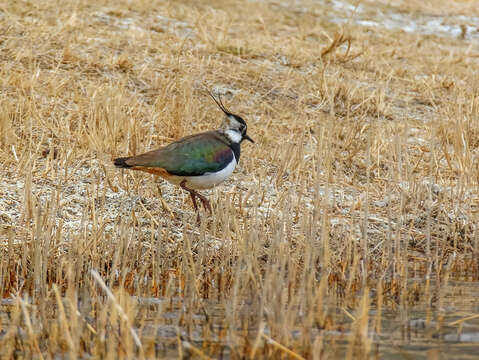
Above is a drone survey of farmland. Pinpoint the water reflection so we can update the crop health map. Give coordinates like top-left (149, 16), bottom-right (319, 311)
top-left (128, 281), bottom-right (479, 358)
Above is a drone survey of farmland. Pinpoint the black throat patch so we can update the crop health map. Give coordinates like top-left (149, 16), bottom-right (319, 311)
top-left (229, 142), bottom-right (240, 163)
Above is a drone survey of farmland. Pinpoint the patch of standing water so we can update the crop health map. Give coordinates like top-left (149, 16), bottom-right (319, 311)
top-left (128, 280), bottom-right (479, 359)
top-left (330, 0), bottom-right (479, 40)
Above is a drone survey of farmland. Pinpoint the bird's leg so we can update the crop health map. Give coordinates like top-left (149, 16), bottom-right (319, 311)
top-left (180, 180), bottom-right (198, 211)
top-left (189, 192), bottom-right (199, 212)
top-left (195, 192), bottom-right (212, 214)
top-left (180, 180), bottom-right (211, 213)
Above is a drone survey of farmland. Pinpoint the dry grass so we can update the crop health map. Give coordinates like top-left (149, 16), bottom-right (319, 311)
top-left (1, 0), bottom-right (479, 358)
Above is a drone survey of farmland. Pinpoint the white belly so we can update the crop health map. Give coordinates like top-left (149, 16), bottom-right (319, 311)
top-left (167, 158), bottom-right (237, 190)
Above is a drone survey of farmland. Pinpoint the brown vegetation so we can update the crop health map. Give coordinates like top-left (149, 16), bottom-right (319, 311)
top-left (1, 0), bottom-right (479, 358)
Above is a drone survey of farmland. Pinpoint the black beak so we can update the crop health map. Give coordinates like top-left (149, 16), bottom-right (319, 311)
top-left (244, 134), bottom-right (254, 143)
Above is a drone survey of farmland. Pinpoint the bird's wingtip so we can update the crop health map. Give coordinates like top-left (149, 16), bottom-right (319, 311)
top-left (114, 157), bottom-right (132, 168)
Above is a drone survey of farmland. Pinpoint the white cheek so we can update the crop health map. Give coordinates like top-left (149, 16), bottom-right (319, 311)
top-left (225, 129), bottom-right (242, 143)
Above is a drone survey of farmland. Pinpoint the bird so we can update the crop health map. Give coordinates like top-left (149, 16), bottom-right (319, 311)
top-left (113, 90), bottom-right (254, 214)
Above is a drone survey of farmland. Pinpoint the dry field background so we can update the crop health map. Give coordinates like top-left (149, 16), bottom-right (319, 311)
top-left (1, 0), bottom-right (479, 358)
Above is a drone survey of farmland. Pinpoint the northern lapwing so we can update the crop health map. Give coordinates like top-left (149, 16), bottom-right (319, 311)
top-left (114, 90), bottom-right (254, 214)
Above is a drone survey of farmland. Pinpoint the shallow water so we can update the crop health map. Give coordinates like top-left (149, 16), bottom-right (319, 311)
top-left (330, 0), bottom-right (479, 41)
top-left (117, 280), bottom-right (479, 359)
top-left (2, 281), bottom-right (478, 359)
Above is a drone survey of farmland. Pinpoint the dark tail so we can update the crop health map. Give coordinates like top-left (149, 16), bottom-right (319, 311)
top-left (114, 157), bottom-right (133, 168)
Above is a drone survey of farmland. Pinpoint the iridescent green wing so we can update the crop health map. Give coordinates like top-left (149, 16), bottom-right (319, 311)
top-left (126, 132), bottom-right (234, 176)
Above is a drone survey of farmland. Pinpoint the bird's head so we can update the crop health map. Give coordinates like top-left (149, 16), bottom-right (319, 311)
top-left (207, 90), bottom-right (254, 144)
